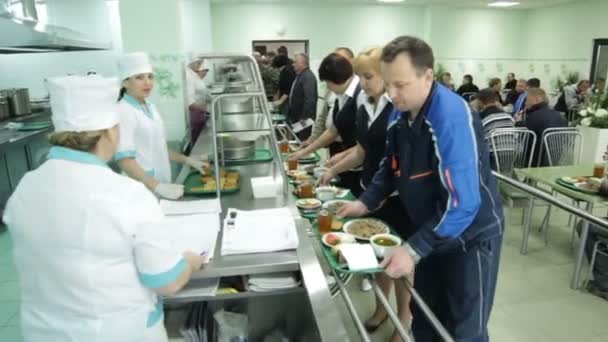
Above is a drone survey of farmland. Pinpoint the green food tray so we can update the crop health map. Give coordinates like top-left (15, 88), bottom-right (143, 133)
top-left (183, 171), bottom-right (240, 196)
top-left (555, 177), bottom-right (599, 195)
top-left (219, 149), bottom-right (273, 166)
top-left (280, 151), bottom-right (321, 164)
top-left (312, 221), bottom-right (385, 275)
top-left (17, 122), bottom-right (52, 131)
top-left (271, 114), bottom-right (286, 122)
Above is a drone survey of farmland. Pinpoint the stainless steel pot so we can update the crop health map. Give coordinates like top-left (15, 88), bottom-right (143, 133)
top-left (220, 96), bottom-right (254, 114)
top-left (2, 88), bottom-right (31, 116)
top-left (220, 136), bottom-right (255, 160)
top-left (0, 93), bottom-right (9, 120)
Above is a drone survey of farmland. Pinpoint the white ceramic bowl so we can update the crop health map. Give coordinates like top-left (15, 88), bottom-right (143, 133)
top-left (369, 233), bottom-right (402, 259)
top-left (314, 166), bottom-right (329, 179)
top-left (316, 186), bottom-right (337, 201)
top-left (322, 232), bottom-right (356, 248)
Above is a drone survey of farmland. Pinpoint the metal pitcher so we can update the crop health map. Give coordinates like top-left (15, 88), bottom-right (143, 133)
top-left (3, 88), bottom-right (31, 116)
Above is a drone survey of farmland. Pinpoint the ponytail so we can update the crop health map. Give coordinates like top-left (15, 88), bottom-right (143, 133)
top-left (118, 86), bottom-right (127, 101)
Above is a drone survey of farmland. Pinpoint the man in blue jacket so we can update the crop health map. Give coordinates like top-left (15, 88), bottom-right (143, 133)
top-left (338, 36), bottom-right (504, 342)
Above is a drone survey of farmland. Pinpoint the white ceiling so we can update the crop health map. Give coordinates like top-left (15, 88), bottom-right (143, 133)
top-left (211, 0), bottom-right (584, 10)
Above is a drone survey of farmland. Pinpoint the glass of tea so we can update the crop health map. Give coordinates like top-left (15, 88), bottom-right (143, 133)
top-left (593, 164), bottom-right (605, 178)
top-left (300, 182), bottom-right (314, 198)
top-left (318, 209), bottom-right (333, 234)
top-left (279, 141), bottom-right (289, 154)
top-left (288, 158), bottom-right (298, 171)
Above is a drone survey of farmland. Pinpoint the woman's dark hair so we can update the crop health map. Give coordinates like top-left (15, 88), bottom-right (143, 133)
top-left (272, 54), bottom-right (290, 68)
top-left (381, 36), bottom-right (434, 74)
top-left (318, 53), bottom-right (353, 84)
top-left (118, 86), bottom-right (127, 101)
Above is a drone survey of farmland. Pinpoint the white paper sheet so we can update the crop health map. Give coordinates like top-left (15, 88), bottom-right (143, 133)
top-left (149, 214), bottom-right (220, 263)
top-left (221, 207), bottom-right (299, 256)
top-left (160, 199), bottom-right (221, 216)
top-left (339, 244), bottom-right (379, 271)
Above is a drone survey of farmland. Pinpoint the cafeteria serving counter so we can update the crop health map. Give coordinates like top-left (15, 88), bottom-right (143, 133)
top-left (165, 126), bottom-right (352, 341)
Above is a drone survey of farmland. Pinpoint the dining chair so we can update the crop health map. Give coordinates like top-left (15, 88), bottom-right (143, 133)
top-left (489, 128), bottom-right (538, 229)
top-left (538, 127), bottom-right (584, 244)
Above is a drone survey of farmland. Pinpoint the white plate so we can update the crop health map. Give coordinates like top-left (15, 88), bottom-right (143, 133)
top-left (296, 198), bottom-right (322, 210)
top-left (299, 153), bottom-right (316, 160)
top-left (343, 219), bottom-right (390, 241)
top-left (322, 199), bottom-right (353, 213)
top-left (321, 232), bottom-right (356, 248)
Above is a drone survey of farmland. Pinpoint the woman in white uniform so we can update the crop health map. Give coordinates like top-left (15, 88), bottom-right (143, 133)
top-left (115, 52), bottom-right (208, 200)
top-left (3, 75), bottom-right (204, 342)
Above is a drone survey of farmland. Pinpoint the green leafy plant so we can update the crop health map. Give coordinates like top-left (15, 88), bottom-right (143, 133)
top-left (434, 63), bottom-right (447, 80)
top-left (577, 91), bottom-right (608, 128)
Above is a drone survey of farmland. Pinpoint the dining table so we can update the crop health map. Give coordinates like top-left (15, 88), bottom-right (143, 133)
top-left (515, 164), bottom-right (608, 289)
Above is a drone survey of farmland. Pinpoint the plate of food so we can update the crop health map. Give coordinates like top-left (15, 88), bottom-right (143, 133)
top-left (287, 170), bottom-right (308, 179)
top-left (296, 198), bottom-right (322, 210)
top-left (574, 182), bottom-right (600, 193)
top-left (560, 176), bottom-right (589, 184)
top-left (299, 152), bottom-right (317, 161)
top-left (322, 232), bottom-right (356, 248)
top-left (343, 219), bottom-right (390, 241)
top-left (322, 199), bottom-right (353, 213)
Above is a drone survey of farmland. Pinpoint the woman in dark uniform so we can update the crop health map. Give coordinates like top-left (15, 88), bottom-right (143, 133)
top-left (289, 53), bottom-right (363, 196)
top-left (318, 48), bottom-right (415, 341)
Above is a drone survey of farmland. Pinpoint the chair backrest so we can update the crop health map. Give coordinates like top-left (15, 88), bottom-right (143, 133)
top-left (540, 127), bottom-right (583, 166)
top-left (489, 128), bottom-right (537, 176)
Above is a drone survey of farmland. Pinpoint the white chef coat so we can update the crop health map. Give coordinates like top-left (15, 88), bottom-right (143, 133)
top-left (185, 68), bottom-right (209, 107)
top-left (3, 146), bottom-right (186, 342)
top-left (115, 94), bottom-right (172, 183)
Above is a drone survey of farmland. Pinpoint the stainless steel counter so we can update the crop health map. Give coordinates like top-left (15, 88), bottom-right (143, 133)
top-left (171, 126), bottom-right (351, 341)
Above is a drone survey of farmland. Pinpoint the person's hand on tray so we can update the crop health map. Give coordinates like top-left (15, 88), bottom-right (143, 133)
top-left (380, 246), bottom-right (415, 278)
top-left (336, 200), bottom-right (369, 218)
top-left (316, 169), bottom-right (336, 186)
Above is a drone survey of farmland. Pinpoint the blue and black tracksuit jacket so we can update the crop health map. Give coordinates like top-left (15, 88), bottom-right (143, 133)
top-left (359, 82), bottom-right (504, 259)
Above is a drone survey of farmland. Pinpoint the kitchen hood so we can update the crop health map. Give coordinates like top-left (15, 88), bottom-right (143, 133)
top-left (0, 0), bottom-right (111, 53)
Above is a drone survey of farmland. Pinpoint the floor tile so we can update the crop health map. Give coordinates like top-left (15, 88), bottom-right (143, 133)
top-left (0, 325), bottom-right (22, 342)
top-left (0, 301), bottom-right (19, 326)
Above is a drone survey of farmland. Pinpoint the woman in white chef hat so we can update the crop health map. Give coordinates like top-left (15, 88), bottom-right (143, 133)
top-left (116, 52), bottom-right (208, 200)
top-left (3, 75), bottom-right (204, 342)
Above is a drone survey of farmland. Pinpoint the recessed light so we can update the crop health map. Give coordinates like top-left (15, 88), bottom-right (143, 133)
top-left (378, 0), bottom-right (406, 3)
top-left (488, 1), bottom-right (520, 7)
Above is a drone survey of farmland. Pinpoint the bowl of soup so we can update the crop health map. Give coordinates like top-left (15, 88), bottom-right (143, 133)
top-left (370, 233), bottom-right (402, 259)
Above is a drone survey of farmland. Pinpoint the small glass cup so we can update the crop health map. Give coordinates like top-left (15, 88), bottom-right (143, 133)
top-left (279, 141), bottom-right (290, 154)
top-left (300, 182), bottom-right (314, 198)
top-left (593, 164), bottom-right (605, 178)
top-left (318, 209), bottom-right (333, 234)
top-left (288, 158), bottom-right (298, 171)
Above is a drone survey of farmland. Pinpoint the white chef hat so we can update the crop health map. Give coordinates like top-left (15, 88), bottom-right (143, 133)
top-left (47, 75), bottom-right (120, 133)
top-left (188, 52), bottom-right (209, 71)
top-left (117, 52), bottom-right (153, 81)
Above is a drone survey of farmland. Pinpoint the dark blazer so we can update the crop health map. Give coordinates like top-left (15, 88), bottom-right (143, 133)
top-left (516, 102), bottom-right (568, 166)
top-left (287, 68), bottom-right (318, 122)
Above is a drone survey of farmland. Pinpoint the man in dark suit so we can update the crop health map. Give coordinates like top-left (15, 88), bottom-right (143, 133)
top-left (287, 53), bottom-right (318, 140)
top-left (516, 87), bottom-right (568, 166)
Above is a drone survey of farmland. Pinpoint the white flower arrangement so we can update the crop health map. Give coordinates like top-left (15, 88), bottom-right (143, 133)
top-left (577, 92), bottom-right (608, 128)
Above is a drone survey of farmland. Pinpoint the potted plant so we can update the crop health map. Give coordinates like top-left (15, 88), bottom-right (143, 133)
top-left (577, 91), bottom-right (608, 163)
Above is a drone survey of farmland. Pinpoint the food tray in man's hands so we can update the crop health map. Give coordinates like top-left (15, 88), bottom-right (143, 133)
top-left (312, 221), bottom-right (384, 275)
top-left (183, 169), bottom-right (240, 195)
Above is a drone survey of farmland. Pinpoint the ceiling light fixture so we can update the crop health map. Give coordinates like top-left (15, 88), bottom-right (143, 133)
top-left (378, 0), bottom-right (405, 3)
top-left (488, 1), bottom-right (520, 7)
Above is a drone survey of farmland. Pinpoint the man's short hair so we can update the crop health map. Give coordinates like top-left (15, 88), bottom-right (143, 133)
top-left (464, 74), bottom-right (473, 82)
top-left (318, 53), bottom-right (353, 84)
top-left (527, 78), bottom-right (541, 88)
top-left (578, 80), bottom-right (591, 87)
top-left (527, 87), bottom-right (547, 102)
top-left (508, 72), bottom-right (515, 78)
top-left (477, 88), bottom-right (500, 105)
top-left (294, 53), bottom-right (310, 66)
top-left (381, 36), bottom-right (434, 74)
top-left (277, 46), bottom-right (288, 56)
top-left (335, 47), bottom-right (355, 60)
top-left (489, 77), bottom-right (501, 88)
